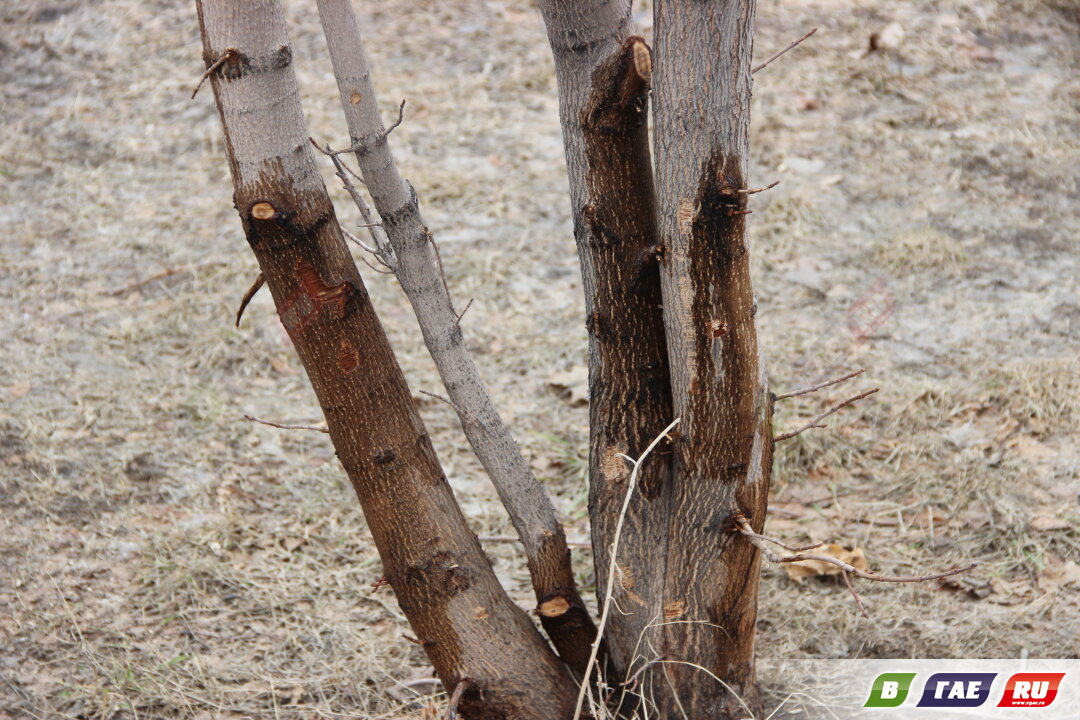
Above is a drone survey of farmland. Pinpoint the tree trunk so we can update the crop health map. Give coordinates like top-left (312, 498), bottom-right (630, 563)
top-left (536, 1), bottom-right (675, 701)
top-left (195, 2), bottom-right (577, 717)
top-left (312, 0), bottom-right (596, 676)
top-left (651, 0), bottom-right (772, 717)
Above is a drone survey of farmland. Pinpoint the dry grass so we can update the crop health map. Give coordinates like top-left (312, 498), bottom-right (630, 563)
top-left (1, 0), bottom-right (1077, 718)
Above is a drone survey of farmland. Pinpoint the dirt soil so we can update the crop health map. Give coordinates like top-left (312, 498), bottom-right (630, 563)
top-left (1, 0), bottom-right (1077, 718)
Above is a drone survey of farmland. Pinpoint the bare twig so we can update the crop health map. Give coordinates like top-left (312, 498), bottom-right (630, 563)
top-left (427, 231), bottom-right (457, 316)
top-left (313, 138), bottom-right (396, 270)
top-left (384, 98), bottom-right (406, 136)
top-left (319, 101), bottom-right (405, 157)
top-left (737, 180), bottom-right (780, 195)
top-left (444, 679), bottom-right (470, 720)
top-left (235, 272), bottom-right (265, 327)
top-left (752, 27), bottom-right (817, 74)
top-left (774, 387), bottom-right (879, 441)
top-left (191, 48), bottom-right (236, 99)
top-left (455, 297), bottom-right (474, 327)
top-left (341, 227), bottom-right (379, 255)
top-left (775, 368), bottom-right (865, 401)
top-left (243, 414), bottom-right (329, 433)
top-left (357, 252), bottom-right (394, 275)
top-left (841, 570), bottom-right (869, 618)
top-left (733, 515), bottom-right (976, 615)
top-left (370, 576), bottom-right (390, 593)
top-left (574, 419), bottom-right (682, 720)
top-left (731, 516), bottom-right (824, 553)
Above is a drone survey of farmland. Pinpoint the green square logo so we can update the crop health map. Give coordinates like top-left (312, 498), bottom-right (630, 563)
top-left (865, 673), bottom-right (917, 707)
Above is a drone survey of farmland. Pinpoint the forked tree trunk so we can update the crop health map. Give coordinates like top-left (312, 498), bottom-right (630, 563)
top-left (195, 2), bottom-right (576, 717)
top-left (541, 1), bottom-right (771, 717)
top-left (536, 1), bottom-right (675, 698)
top-left (312, 0), bottom-right (596, 676)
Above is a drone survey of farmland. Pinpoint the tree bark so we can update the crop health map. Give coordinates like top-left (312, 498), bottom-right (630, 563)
top-left (652, 0), bottom-right (772, 717)
top-left (312, 0), bottom-right (596, 677)
top-left (195, 2), bottom-right (577, 717)
top-left (536, 3), bottom-right (676, 701)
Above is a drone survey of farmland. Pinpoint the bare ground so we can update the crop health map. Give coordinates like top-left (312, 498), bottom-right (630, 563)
top-left (0, 0), bottom-right (1077, 718)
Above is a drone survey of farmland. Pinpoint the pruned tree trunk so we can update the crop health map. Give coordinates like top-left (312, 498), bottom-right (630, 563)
top-left (651, 0), bottom-right (772, 717)
top-left (195, 2), bottom-right (577, 717)
top-left (541, 0), bottom-right (771, 717)
top-left (536, 1), bottom-right (675, 697)
top-left (312, 0), bottom-right (596, 676)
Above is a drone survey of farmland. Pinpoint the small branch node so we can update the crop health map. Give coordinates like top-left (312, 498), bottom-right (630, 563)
top-left (191, 48), bottom-right (236, 99)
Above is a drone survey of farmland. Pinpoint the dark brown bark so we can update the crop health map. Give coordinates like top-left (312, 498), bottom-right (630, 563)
top-left (195, 2), bottom-right (577, 718)
top-left (312, 0), bottom-right (596, 677)
top-left (652, 0), bottom-right (772, 718)
top-left (536, 1), bottom-right (676, 703)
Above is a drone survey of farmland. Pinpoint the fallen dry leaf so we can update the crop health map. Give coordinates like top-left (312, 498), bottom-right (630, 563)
top-left (547, 366), bottom-right (589, 407)
top-left (8, 381), bottom-right (31, 398)
top-left (784, 543), bottom-right (868, 583)
top-left (1031, 508), bottom-right (1072, 532)
top-left (1037, 559), bottom-right (1080, 592)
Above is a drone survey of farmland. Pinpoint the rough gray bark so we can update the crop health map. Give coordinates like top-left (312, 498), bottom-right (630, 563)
top-left (312, 0), bottom-right (596, 676)
top-left (195, 2), bottom-right (577, 717)
top-left (536, 2), bottom-right (675, 700)
top-left (652, 0), bottom-right (772, 717)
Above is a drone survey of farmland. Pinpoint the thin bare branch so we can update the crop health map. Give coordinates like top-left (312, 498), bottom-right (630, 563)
top-left (455, 297), bottom-right (474, 328)
top-left (314, 137), bottom-right (396, 269)
top-left (731, 515), bottom-right (823, 553)
top-left (737, 180), bottom-right (780, 195)
top-left (733, 515), bottom-right (976, 617)
top-left (574, 418), bottom-right (682, 720)
top-left (384, 98), bottom-right (406, 136)
top-left (243, 414), bottom-right (329, 433)
top-left (235, 272), bottom-right (265, 327)
top-left (444, 679), bottom-right (470, 720)
top-left (774, 387), bottom-right (879, 441)
top-left (752, 27), bottom-right (817, 74)
top-left (775, 368), bottom-right (865, 401)
top-left (191, 48), bottom-right (236, 99)
top-left (841, 570), bottom-right (869, 618)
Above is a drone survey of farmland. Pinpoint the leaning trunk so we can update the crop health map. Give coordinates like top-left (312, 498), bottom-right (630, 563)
top-left (651, 0), bottom-right (772, 717)
top-left (195, 2), bottom-right (577, 717)
top-left (313, 0), bottom-right (596, 676)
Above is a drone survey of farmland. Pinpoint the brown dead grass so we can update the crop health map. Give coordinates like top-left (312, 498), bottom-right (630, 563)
top-left (1, 0), bottom-right (1077, 718)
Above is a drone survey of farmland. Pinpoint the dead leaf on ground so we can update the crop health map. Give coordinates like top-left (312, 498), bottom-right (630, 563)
top-left (547, 366), bottom-right (589, 407)
top-left (1037, 559), bottom-right (1080, 592)
top-left (8, 381), bottom-right (31, 398)
top-left (784, 543), bottom-right (868, 583)
top-left (1031, 508), bottom-right (1072, 532)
